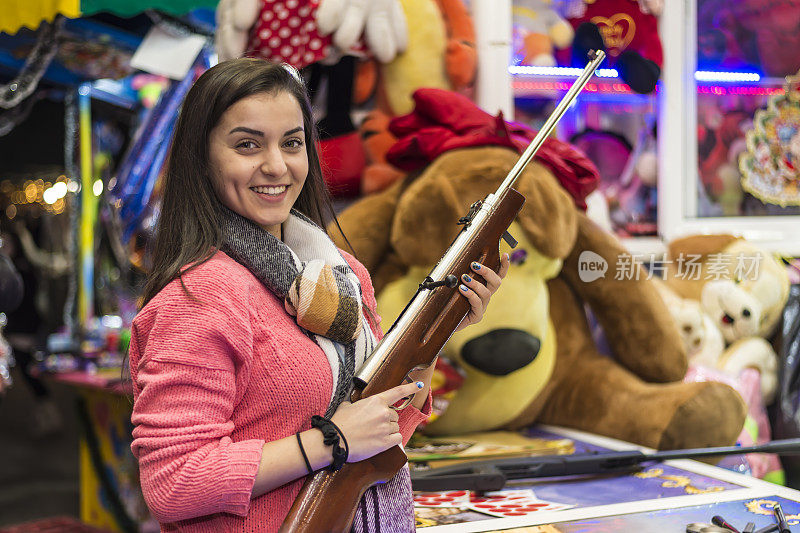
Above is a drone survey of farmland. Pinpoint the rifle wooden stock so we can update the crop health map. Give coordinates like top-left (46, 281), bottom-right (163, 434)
top-left (280, 188), bottom-right (525, 532)
top-left (280, 446), bottom-right (407, 532)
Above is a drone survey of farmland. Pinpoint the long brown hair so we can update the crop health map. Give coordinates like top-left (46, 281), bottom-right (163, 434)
top-left (141, 58), bottom-right (340, 307)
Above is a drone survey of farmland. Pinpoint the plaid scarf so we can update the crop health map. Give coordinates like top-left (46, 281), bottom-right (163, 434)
top-left (220, 207), bottom-right (376, 417)
top-left (220, 207), bottom-right (414, 532)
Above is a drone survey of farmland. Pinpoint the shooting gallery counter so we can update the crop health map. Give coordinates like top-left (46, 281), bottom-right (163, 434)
top-left (36, 370), bottom-right (800, 533)
top-left (411, 426), bottom-right (800, 532)
top-left (41, 371), bottom-right (157, 533)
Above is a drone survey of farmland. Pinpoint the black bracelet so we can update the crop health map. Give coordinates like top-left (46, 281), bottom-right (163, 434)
top-left (295, 432), bottom-right (313, 475)
top-left (327, 418), bottom-right (349, 467)
top-left (311, 415), bottom-right (349, 471)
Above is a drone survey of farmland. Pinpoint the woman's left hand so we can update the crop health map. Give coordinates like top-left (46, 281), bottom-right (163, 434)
top-left (455, 253), bottom-right (510, 332)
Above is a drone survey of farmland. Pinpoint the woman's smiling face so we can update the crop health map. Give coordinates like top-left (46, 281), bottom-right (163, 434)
top-left (208, 91), bottom-right (308, 239)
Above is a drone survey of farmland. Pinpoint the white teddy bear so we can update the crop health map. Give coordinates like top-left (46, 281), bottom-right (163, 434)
top-left (654, 278), bottom-right (726, 369)
top-left (660, 236), bottom-right (790, 404)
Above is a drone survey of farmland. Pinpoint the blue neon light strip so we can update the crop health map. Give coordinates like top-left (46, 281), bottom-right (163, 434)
top-left (695, 70), bottom-right (761, 82)
top-left (509, 65), bottom-right (619, 77)
top-left (510, 66), bottom-right (762, 84)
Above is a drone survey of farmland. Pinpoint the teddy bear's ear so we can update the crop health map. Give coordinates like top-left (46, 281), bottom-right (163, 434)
top-left (328, 177), bottom-right (407, 273)
top-left (667, 234), bottom-right (741, 259)
top-left (390, 149), bottom-right (479, 266)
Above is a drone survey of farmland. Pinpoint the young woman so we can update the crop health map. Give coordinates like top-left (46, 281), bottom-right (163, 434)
top-left (129, 58), bottom-right (508, 532)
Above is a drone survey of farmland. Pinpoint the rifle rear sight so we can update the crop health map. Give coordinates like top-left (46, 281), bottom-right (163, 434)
top-left (419, 275), bottom-right (459, 291)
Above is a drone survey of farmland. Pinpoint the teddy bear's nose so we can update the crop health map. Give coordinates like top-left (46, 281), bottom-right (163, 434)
top-left (461, 329), bottom-right (541, 376)
top-left (742, 308), bottom-right (751, 318)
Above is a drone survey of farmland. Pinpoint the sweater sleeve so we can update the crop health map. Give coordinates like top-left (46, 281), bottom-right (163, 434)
top-left (129, 281), bottom-right (264, 523)
top-left (341, 250), bottom-right (432, 445)
top-left (399, 390), bottom-right (433, 446)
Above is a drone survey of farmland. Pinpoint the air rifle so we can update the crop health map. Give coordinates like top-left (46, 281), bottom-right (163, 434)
top-left (279, 50), bottom-right (607, 532)
top-left (410, 438), bottom-right (800, 492)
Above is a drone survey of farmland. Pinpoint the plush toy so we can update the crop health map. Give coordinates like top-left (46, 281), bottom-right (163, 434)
top-left (728, 1), bottom-right (800, 78)
top-left (329, 91), bottom-right (747, 450)
top-left (569, 121), bottom-right (658, 235)
top-left (358, 0), bottom-right (477, 194)
top-left (655, 273), bottom-right (784, 481)
top-left (686, 366), bottom-right (783, 483)
top-left (697, 0), bottom-right (800, 77)
top-left (623, 276), bottom-right (782, 479)
top-left (215, 0), bottom-right (408, 66)
top-left (378, 0), bottom-right (475, 117)
top-left (512, 0), bottom-right (574, 66)
top-left (653, 278), bottom-right (726, 370)
top-left (383, 221), bottom-right (562, 430)
top-left (306, 55), bottom-right (366, 197)
top-left (662, 235), bottom-right (791, 404)
top-left (697, 108), bottom-right (750, 210)
top-left (214, 0), bottom-right (260, 63)
top-left (359, 109), bottom-right (404, 195)
top-left (436, 0), bottom-right (478, 90)
top-left (315, 0), bottom-right (408, 64)
top-left (557, 0), bottom-right (663, 94)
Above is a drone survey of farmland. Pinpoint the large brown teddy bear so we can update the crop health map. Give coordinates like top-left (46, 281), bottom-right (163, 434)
top-left (330, 145), bottom-right (747, 450)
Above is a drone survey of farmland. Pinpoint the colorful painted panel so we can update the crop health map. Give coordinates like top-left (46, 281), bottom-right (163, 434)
top-left (551, 496), bottom-right (800, 533)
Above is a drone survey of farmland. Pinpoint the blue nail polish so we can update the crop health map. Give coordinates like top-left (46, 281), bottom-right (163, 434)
top-left (460, 284), bottom-right (468, 291)
top-left (416, 381), bottom-right (424, 389)
top-left (462, 274), bottom-right (472, 282)
top-left (472, 262), bottom-right (481, 270)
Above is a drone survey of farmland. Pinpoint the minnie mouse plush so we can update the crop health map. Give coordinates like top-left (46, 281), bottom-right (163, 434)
top-left (557, 0), bottom-right (662, 94)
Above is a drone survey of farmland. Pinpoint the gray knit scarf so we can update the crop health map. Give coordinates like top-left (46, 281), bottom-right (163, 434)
top-left (219, 207), bottom-right (415, 533)
top-left (220, 207), bottom-right (374, 416)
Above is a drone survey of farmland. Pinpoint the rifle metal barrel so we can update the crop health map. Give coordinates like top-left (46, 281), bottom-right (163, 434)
top-left (651, 438), bottom-right (800, 461)
top-left (497, 50), bottom-right (606, 195)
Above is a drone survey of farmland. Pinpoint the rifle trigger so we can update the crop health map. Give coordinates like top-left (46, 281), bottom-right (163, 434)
top-left (501, 230), bottom-right (518, 248)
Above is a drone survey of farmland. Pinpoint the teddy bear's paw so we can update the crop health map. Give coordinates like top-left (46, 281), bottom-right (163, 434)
top-left (720, 337), bottom-right (779, 404)
top-left (657, 382), bottom-right (746, 450)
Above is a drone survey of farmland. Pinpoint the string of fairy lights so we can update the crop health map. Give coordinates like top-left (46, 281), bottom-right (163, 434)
top-left (0, 175), bottom-right (103, 219)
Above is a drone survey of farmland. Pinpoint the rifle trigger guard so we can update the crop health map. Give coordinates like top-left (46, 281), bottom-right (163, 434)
top-left (392, 396), bottom-right (414, 411)
top-left (392, 376), bottom-right (417, 411)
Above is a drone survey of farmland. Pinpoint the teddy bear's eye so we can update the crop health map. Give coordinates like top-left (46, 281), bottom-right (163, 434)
top-left (509, 249), bottom-right (528, 265)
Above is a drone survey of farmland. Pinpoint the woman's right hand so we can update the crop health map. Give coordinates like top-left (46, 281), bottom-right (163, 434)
top-left (330, 381), bottom-right (423, 463)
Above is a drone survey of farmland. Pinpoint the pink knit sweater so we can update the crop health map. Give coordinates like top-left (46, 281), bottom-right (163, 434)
top-left (129, 250), bottom-right (430, 532)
